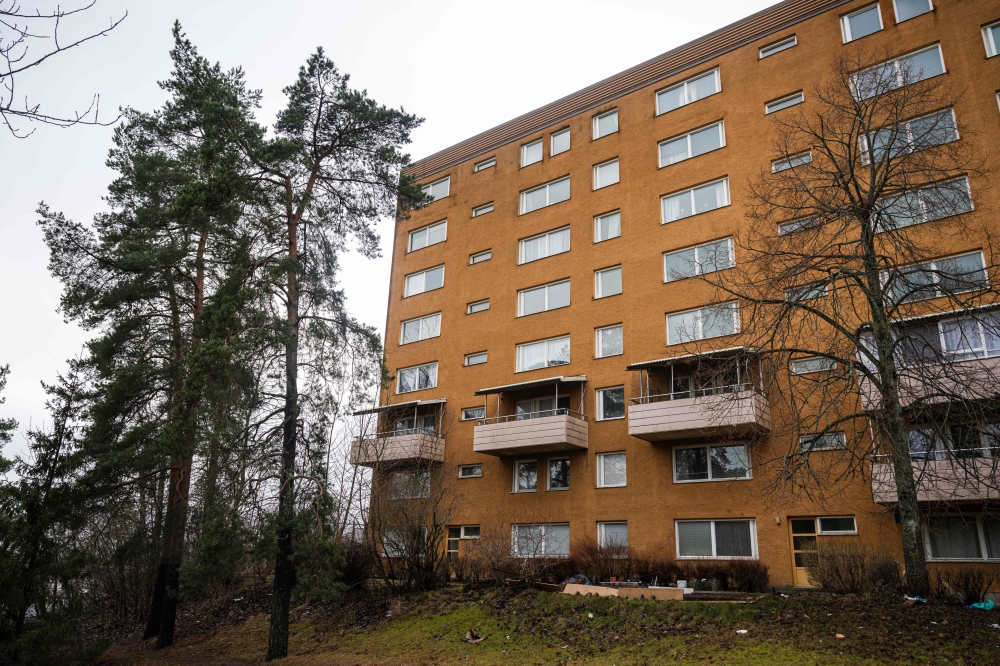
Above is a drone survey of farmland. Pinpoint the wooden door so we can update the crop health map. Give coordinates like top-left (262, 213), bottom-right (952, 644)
top-left (790, 518), bottom-right (818, 587)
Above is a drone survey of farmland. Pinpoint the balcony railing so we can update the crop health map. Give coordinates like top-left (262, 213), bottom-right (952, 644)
top-left (474, 410), bottom-right (588, 456)
top-left (871, 448), bottom-right (1000, 503)
top-left (477, 408), bottom-right (584, 424)
top-left (627, 384), bottom-right (770, 442)
top-left (350, 431), bottom-right (445, 467)
top-left (629, 382), bottom-right (753, 405)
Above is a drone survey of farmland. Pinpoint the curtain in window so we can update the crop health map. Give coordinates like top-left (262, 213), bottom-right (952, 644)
top-left (518, 342), bottom-right (546, 371)
top-left (690, 124), bottom-right (721, 156)
top-left (688, 72), bottom-right (717, 102)
top-left (549, 228), bottom-right (570, 255)
top-left (544, 524), bottom-right (571, 556)
top-left (715, 521), bottom-right (753, 557)
top-left (599, 326), bottom-right (623, 357)
top-left (940, 318), bottom-right (982, 359)
top-left (663, 191), bottom-right (692, 222)
top-left (677, 521), bottom-right (713, 557)
top-left (549, 179), bottom-right (570, 204)
top-left (694, 181), bottom-right (726, 214)
top-left (601, 453), bottom-right (626, 486)
top-left (547, 337), bottom-right (570, 366)
top-left (928, 516), bottom-right (982, 559)
top-left (601, 523), bottom-right (628, 548)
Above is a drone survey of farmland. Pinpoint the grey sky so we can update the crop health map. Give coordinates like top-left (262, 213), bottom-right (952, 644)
top-left (0, 0), bottom-right (780, 444)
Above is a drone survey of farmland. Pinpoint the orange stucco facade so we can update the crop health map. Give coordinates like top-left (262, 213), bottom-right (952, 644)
top-left (375, 0), bottom-right (1000, 585)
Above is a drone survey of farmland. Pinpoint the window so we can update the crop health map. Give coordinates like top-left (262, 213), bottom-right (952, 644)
top-left (595, 324), bottom-right (623, 358)
top-left (659, 122), bottom-right (725, 167)
top-left (676, 519), bottom-right (757, 558)
top-left (792, 357), bottom-right (836, 374)
top-left (766, 92), bottom-right (804, 114)
top-left (841, 4), bottom-right (883, 42)
top-left (512, 523), bottom-right (570, 557)
top-left (772, 151), bottom-right (812, 173)
top-left (853, 45), bottom-right (944, 100)
top-left (460, 408), bottom-right (485, 421)
top-left (885, 251), bottom-right (987, 304)
top-left (461, 525), bottom-right (481, 539)
top-left (551, 128), bottom-right (570, 155)
top-left (474, 157), bottom-right (495, 172)
top-left (396, 362), bottom-right (437, 393)
top-left (472, 202), bottom-right (494, 217)
top-left (818, 516), bottom-right (857, 535)
top-left (391, 413), bottom-right (435, 437)
top-left (594, 266), bottom-right (622, 299)
top-left (778, 216), bottom-right (820, 235)
top-left (518, 280), bottom-right (570, 316)
top-left (593, 159), bottom-right (619, 189)
top-left (784, 282), bottom-right (828, 302)
top-left (384, 527), bottom-right (426, 557)
top-left (400, 313), bottom-right (441, 345)
top-left (520, 177), bottom-right (570, 214)
top-left (864, 109), bottom-right (958, 164)
top-left (674, 444), bottom-right (750, 482)
top-left (594, 211), bottom-right (621, 242)
top-left (516, 335), bottom-right (570, 371)
top-left (515, 396), bottom-right (570, 420)
top-left (661, 178), bottom-right (729, 223)
top-left (593, 109), bottom-right (618, 139)
top-left (862, 310), bottom-right (1000, 370)
top-left (877, 177), bottom-right (972, 231)
top-left (548, 458), bottom-right (570, 490)
top-left (759, 35), bottom-right (797, 58)
top-left (408, 220), bottom-right (447, 252)
top-left (519, 226), bottom-right (570, 264)
top-left (664, 238), bottom-right (734, 282)
top-left (656, 69), bottom-right (720, 115)
top-left (459, 464), bottom-right (483, 478)
top-left (598, 522), bottom-right (628, 548)
top-left (514, 460), bottom-right (537, 492)
top-left (467, 299), bottom-right (490, 314)
top-left (984, 20), bottom-right (1000, 57)
top-left (596, 387), bottom-right (625, 421)
top-left (667, 303), bottom-right (739, 345)
top-left (464, 351), bottom-right (488, 366)
top-left (894, 0), bottom-right (931, 22)
top-left (404, 265), bottom-right (444, 297)
top-left (470, 250), bottom-right (492, 264)
top-left (597, 451), bottom-right (626, 487)
top-left (387, 471), bottom-right (430, 499)
top-left (926, 515), bottom-right (1000, 561)
top-left (521, 139), bottom-right (543, 167)
top-left (420, 176), bottom-right (450, 202)
top-left (798, 432), bottom-right (847, 451)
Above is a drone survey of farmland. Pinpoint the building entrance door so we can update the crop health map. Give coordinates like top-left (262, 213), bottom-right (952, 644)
top-left (790, 518), bottom-right (818, 587)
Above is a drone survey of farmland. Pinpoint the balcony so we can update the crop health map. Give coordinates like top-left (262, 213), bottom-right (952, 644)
top-left (859, 355), bottom-right (1000, 410)
top-left (474, 409), bottom-right (589, 457)
top-left (871, 450), bottom-right (1000, 504)
top-left (350, 430), bottom-right (445, 467)
top-left (628, 386), bottom-right (771, 442)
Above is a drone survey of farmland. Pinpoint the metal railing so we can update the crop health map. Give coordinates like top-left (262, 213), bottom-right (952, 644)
top-left (370, 427), bottom-right (441, 438)
top-left (477, 408), bottom-right (585, 425)
top-left (629, 382), bottom-right (755, 405)
top-left (873, 447), bottom-right (998, 462)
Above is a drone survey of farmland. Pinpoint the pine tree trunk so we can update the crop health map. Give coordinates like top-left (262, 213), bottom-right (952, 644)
top-left (143, 466), bottom-right (169, 638)
top-left (156, 453), bottom-right (193, 648)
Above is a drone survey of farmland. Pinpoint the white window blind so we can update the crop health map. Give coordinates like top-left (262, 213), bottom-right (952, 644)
top-left (516, 336), bottom-right (570, 372)
top-left (656, 69), bottom-right (720, 115)
top-left (659, 122), bottom-right (724, 167)
top-left (519, 226), bottom-right (570, 264)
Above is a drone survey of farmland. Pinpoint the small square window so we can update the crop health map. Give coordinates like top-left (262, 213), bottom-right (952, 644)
top-left (474, 157), bottom-right (496, 172)
top-left (470, 250), bottom-right (492, 264)
top-left (464, 351), bottom-right (488, 366)
top-left (593, 109), bottom-right (618, 139)
top-left (514, 460), bottom-right (537, 492)
top-left (595, 324), bottom-right (623, 358)
top-left (467, 299), bottom-right (490, 314)
top-left (459, 464), bottom-right (483, 478)
top-left (596, 387), bottom-right (625, 420)
top-left (595, 211), bottom-right (621, 243)
top-left (551, 128), bottom-right (570, 155)
top-left (595, 266), bottom-right (622, 299)
top-left (594, 159), bottom-right (620, 189)
top-left (597, 452), bottom-right (626, 487)
top-left (548, 458), bottom-right (570, 490)
top-left (472, 202), bottom-right (494, 217)
top-left (461, 408), bottom-right (485, 421)
top-left (521, 139), bottom-right (543, 167)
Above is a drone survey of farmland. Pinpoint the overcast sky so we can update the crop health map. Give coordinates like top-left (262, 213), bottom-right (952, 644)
top-left (0, 0), bottom-right (781, 445)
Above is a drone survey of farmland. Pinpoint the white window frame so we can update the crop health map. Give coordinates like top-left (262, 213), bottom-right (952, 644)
top-left (766, 91), bottom-right (804, 114)
top-left (596, 451), bottom-right (627, 488)
top-left (470, 250), bottom-right (492, 265)
top-left (984, 20), bottom-right (1000, 57)
top-left (597, 522), bottom-right (628, 549)
top-left (862, 108), bottom-right (959, 165)
top-left (658, 122), bottom-right (726, 168)
top-left (396, 362), bottom-right (438, 394)
top-left (467, 299), bottom-right (490, 314)
top-left (663, 238), bottom-right (734, 283)
top-left (660, 178), bottom-right (730, 224)
top-left (464, 351), bottom-right (488, 366)
top-left (399, 312), bottom-right (441, 345)
top-left (852, 44), bottom-right (945, 99)
top-left (784, 282), bottom-right (829, 302)
top-left (515, 335), bottom-right (571, 372)
top-left (408, 220), bottom-right (447, 252)
top-left (593, 158), bottom-right (620, 190)
top-left (511, 523), bottom-right (570, 558)
top-left (474, 157), bottom-right (496, 172)
top-left (876, 176), bottom-right (972, 232)
top-left (420, 176), bottom-right (450, 202)
top-left (655, 68), bottom-right (721, 116)
top-left (675, 519), bottom-right (759, 560)
top-left (759, 35), bottom-right (797, 59)
top-left (884, 250), bottom-right (989, 303)
top-left (519, 177), bottom-right (571, 214)
top-left (593, 109), bottom-right (618, 139)
top-left (594, 210), bottom-right (621, 243)
top-left (460, 525), bottom-right (481, 539)
top-left (518, 226), bottom-right (570, 264)
top-left (924, 514), bottom-right (1000, 562)
top-left (791, 357), bottom-right (836, 374)
top-left (513, 459), bottom-right (538, 493)
top-left (841, 3), bottom-right (883, 43)
top-left (596, 387), bottom-right (626, 421)
top-left (472, 202), bottom-right (494, 217)
top-left (404, 265), bottom-right (445, 297)
top-left (460, 408), bottom-right (485, 422)
top-left (594, 266), bottom-right (622, 299)
top-left (518, 279), bottom-right (570, 317)
top-left (458, 464), bottom-right (483, 478)
top-left (798, 432), bottom-right (847, 451)
top-left (595, 324), bottom-right (623, 359)
top-left (772, 151), bottom-right (812, 173)
top-left (521, 139), bottom-right (543, 167)
top-left (817, 516), bottom-right (858, 536)
top-left (666, 302), bottom-right (740, 345)
top-left (893, 0), bottom-right (932, 23)
top-left (550, 128), bottom-right (570, 156)
top-left (673, 444), bottom-right (752, 483)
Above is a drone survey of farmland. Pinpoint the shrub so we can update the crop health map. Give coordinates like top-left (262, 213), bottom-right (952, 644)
top-left (572, 537), bottom-right (634, 582)
top-left (808, 539), bottom-right (869, 593)
top-left (933, 566), bottom-right (997, 606)
top-left (726, 559), bottom-right (771, 592)
top-left (867, 552), bottom-right (903, 591)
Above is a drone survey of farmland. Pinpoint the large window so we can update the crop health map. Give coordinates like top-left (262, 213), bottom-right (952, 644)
top-left (863, 109), bottom-right (958, 163)
top-left (676, 519), bottom-right (757, 558)
top-left (766, 91), bottom-right (804, 114)
top-left (659, 122), bottom-right (725, 167)
top-left (420, 176), bottom-right (450, 202)
top-left (396, 362), bottom-right (437, 393)
top-left (404, 265), bottom-right (444, 297)
top-left (593, 109), bottom-right (618, 139)
top-left (518, 280), bottom-right (570, 316)
top-left (408, 220), bottom-right (447, 252)
top-left (876, 176), bottom-right (972, 230)
top-left (894, 0), bottom-right (932, 22)
top-left (520, 177), bottom-right (570, 214)
top-left (885, 251), bottom-right (987, 304)
top-left (667, 303), bottom-right (739, 345)
top-left (595, 324), bottom-right (623, 358)
top-left (548, 459), bottom-right (570, 490)
top-left (656, 69), bottom-right (720, 115)
top-left (984, 20), bottom-right (1000, 57)
top-left (521, 139), bottom-right (543, 167)
top-left (594, 210), bottom-right (621, 243)
top-left (597, 452), bottom-right (626, 487)
top-left (853, 45), bottom-right (944, 99)
top-left (759, 35), bottom-right (797, 59)
top-left (512, 523), bottom-right (570, 558)
top-left (664, 238), bottom-right (733, 282)
top-left (926, 515), bottom-right (1000, 561)
top-left (551, 128), bottom-right (570, 155)
top-left (400, 313), bottom-right (440, 344)
top-left (387, 471), bottom-right (430, 499)
top-left (674, 444), bottom-right (750, 482)
top-left (519, 226), bottom-right (570, 264)
top-left (593, 159), bottom-right (620, 189)
top-left (598, 522), bottom-right (628, 548)
top-left (594, 266), bottom-right (622, 299)
top-left (516, 336), bottom-right (570, 372)
top-left (841, 4), bottom-right (882, 43)
top-left (596, 387), bottom-right (625, 421)
top-left (514, 460), bottom-right (537, 492)
top-left (661, 178), bottom-right (729, 223)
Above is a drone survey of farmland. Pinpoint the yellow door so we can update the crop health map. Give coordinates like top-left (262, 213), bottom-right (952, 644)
top-left (790, 518), bottom-right (818, 587)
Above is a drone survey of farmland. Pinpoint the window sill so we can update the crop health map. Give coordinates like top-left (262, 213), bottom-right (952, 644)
top-left (595, 417), bottom-right (626, 422)
top-left (402, 286), bottom-right (444, 299)
top-left (673, 477), bottom-right (751, 484)
top-left (596, 484), bottom-right (627, 489)
top-left (511, 490), bottom-right (537, 494)
top-left (676, 555), bottom-right (758, 561)
top-left (594, 353), bottom-right (624, 360)
top-left (925, 557), bottom-right (1000, 563)
top-left (546, 487), bottom-right (571, 492)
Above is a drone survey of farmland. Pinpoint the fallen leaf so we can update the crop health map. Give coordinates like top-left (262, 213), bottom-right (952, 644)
top-left (466, 629), bottom-right (486, 644)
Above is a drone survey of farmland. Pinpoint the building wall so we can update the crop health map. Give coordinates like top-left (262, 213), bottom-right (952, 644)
top-left (378, 0), bottom-right (1000, 585)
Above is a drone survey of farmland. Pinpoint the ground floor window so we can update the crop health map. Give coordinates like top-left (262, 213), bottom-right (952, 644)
top-left (512, 523), bottom-right (570, 557)
top-left (675, 519), bottom-right (757, 559)
top-left (674, 444), bottom-right (750, 482)
top-left (926, 514), bottom-right (1000, 561)
top-left (598, 522), bottom-right (628, 549)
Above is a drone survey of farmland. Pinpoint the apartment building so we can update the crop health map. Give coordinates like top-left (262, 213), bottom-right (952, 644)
top-left (353, 0), bottom-right (1000, 586)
